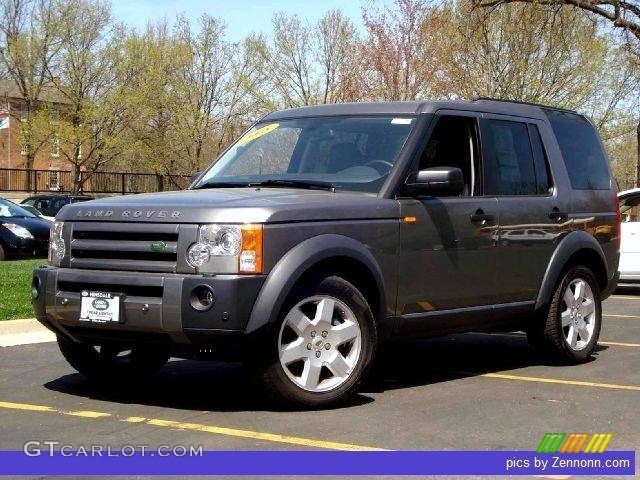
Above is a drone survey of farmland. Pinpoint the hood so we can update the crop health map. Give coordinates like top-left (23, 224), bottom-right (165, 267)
top-left (0, 216), bottom-right (52, 240)
top-left (57, 188), bottom-right (401, 224)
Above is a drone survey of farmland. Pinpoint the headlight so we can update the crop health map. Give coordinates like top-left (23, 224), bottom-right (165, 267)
top-left (48, 221), bottom-right (65, 265)
top-left (187, 224), bottom-right (263, 274)
top-left (2, 223), bottom-right (33, 239)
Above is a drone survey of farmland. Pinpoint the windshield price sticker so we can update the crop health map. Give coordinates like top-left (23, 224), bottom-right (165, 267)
top-left (236, 123), bottom-right (279, 146)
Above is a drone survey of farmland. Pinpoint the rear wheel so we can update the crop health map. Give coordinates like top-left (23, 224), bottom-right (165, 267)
top-left (57, 336), bottom-right (169, 383)
top-left (254, 276), bottom-right (376, 409)
top-left (527, 266), bottom-right (601, 363)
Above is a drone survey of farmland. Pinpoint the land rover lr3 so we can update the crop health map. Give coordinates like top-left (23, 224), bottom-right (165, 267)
top-left (32, 99), bottom-right (620, 408)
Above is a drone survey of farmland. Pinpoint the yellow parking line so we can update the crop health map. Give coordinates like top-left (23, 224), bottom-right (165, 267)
top-left (599, 340), bottom-right (640, 347)
top-left (0, 400), bottom-right (384, 451)
top-left (610, 295), bottom-right (640, 300)
top-left (139, 417), bottom-right (385, 451)
top-left (496, 333), bottom-right (640, 347)
top-left (604, 313), bottom-right (640, 319)
top-left (479, 373), bottom-right (640, 391)
top-left (0, 400), bottom-right (55, 412)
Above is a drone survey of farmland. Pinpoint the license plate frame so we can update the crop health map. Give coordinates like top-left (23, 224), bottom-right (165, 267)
top-left (79, 290), bottom-right (124, 324)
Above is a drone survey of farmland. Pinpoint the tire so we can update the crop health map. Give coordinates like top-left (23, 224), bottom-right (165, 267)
top-left (527, 266), bottom-right (602, 363)
top-left (0, 244), bottom-right (5, 261)
top-left (57, 336), bottom-right (169, 383)
top-left (252, 275), bottom-right (377, 409)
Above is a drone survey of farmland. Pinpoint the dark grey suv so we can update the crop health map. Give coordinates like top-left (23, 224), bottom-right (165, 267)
top-left (32, 99), bottom-right (620, 408)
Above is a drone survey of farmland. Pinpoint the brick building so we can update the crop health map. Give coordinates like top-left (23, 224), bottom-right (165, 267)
top-left (0, 79), bottom-right (70, 171)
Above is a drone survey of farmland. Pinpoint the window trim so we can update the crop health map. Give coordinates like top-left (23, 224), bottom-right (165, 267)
top-left (402, 111), bottom-right (483, 198)
top-left (479, 115), bottom-right (555, 198)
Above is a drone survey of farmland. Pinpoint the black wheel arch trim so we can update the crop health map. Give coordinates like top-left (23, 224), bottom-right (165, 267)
top-left (245, 234), bottom-right (386, 334)
top-left (535, 230), bottom-right (608, 310)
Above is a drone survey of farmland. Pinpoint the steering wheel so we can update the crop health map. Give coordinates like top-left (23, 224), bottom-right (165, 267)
top-left (364, 160), bottom-right (394, 175)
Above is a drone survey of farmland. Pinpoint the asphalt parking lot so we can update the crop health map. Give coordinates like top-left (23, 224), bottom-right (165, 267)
top-left (1, 292), bottom-right (638, 459)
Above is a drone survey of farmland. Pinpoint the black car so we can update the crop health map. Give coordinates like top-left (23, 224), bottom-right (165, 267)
top-left (21, 194), bottom-right (94, 218)
top-left (0, 199), bottom-right (51, 260)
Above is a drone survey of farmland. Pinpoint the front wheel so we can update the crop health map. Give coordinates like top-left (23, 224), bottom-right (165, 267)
top-left (527, 266), bottom-right (602, 363)
top-left (255, 276), bottom-right (377, 409)
top-left (57, 336), bottom-right (169, 383)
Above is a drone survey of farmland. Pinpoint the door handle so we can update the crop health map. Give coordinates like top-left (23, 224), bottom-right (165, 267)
top-left (548, 208), bottom-right (568, 221)
top-left (470, 209), bottom-right (495, 224)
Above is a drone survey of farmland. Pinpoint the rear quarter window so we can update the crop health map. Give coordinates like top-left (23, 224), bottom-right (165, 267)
top-left (545, 110), bottom-right (610, 190)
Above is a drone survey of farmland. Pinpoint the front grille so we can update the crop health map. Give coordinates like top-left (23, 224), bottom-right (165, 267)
top-left (69, 222), bottom-right (180, 273)
top-left (58, 280), bottom-right (164, 298)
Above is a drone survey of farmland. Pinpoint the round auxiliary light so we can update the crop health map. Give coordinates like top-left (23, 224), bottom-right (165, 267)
top-left (187, 243), bottom-right (210, 268)
top-left (189, 285), bottom-right (216, 311)
top-left (31, 276), bottom-right (41, 300)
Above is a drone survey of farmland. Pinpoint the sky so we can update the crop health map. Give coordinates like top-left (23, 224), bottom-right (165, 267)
top-left (110, 0), bottom-right (389, 40)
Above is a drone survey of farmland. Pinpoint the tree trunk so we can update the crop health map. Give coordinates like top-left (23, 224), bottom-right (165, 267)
top-left (71, 164), bottom-right (82, 194)
top-left (22, 151), bottom-right (35, 192)
top-left (636, 118), bottom-right (640, 188)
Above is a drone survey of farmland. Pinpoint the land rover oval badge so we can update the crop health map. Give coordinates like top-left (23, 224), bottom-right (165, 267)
top-left (150, 240), bottom-right (167, 252)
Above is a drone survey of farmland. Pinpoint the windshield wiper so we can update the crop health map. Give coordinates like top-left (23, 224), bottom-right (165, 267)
top-left (193, 181), bottom-right (251, 189)
top-left (193, 179), bottom-right (336, 191)
top-left (247, 179), bottom-right (335, 191)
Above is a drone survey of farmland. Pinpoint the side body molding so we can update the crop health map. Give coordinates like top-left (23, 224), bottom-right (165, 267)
top-left (535, 230), bottom-right (607, 310)
top-left (245, 234), bottom-right (386, 334)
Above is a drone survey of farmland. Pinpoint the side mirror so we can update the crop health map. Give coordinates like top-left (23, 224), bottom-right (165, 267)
top-left (405, 166), bottom-right (464, 197)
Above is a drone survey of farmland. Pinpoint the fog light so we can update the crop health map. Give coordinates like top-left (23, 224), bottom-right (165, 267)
top-left (190, 285), bottom-right (215, 311)
top-left (187, 243), bottom-right (210, 268)
top-left (31, 276), bottom-right (41, 300)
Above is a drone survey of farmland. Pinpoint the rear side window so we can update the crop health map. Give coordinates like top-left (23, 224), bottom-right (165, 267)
top-left (528, 125), bottom-right (553, 194)
top-left (545, 111), bottom-right (610, 190)
top-left (480, 119), bottom-right (537, 195)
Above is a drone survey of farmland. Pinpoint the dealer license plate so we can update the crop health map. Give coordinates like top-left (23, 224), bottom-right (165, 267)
top-left (79, 291), bottom-right (121, 323)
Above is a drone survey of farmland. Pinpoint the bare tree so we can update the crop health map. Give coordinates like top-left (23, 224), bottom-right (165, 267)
top-left (361, 0), bottom-right (450, 100)
top-left (0, 0), bottom-right (66, 187)
top-left (314, 9), bottom-right (358, 104)
top-left (473, 0), bottom-right (640, 187)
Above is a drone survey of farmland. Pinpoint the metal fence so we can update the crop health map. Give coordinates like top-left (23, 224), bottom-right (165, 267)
top-left (0, 168), bottom-right (192, 194)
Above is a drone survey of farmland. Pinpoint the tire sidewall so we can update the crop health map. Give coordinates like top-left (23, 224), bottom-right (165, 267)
top-left (554, 266), bottom-right (602, 362)
top-left (264, 275), bottom-right (377, 408)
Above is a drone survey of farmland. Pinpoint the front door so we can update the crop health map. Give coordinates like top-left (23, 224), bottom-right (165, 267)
top-left (397, 113), bottom-right (500, 316)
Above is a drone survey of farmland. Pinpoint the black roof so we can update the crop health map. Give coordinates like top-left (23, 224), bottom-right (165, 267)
top-left (262, 98), bottom-right (577, 122)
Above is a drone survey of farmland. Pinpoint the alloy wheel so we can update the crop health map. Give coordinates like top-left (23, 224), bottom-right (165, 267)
top-left (278, 295), bottom-right (362, 392)
top-left (561, 278), bottom-right (597, 351)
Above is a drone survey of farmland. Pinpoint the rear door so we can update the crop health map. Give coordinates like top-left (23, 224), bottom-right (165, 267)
top-left (480, 115), bottom-right (569, 303)
top-left (620, 192), bottom-right (640, 278)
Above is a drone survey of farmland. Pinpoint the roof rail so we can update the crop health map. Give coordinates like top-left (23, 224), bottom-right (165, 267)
top-left (473, 97), bottom-right (578, 114)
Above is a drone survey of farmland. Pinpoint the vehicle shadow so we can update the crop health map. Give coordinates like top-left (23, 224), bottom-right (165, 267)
top-left (44, 332), bottom-right (605, 412)
top-left (361, 332), bottom-right (603, 394)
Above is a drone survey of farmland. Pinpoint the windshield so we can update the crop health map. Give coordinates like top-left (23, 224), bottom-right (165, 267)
top-left (0, 199), bottom-right (37, 218)
top-left (195, 116), bottom-right (415, 193)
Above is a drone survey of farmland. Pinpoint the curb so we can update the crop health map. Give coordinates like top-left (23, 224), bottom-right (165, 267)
top-left (0, 318), bottom-right (56, 347)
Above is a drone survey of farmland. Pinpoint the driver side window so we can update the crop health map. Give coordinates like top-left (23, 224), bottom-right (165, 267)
top-left (419, 115), bottom-right (481, 196)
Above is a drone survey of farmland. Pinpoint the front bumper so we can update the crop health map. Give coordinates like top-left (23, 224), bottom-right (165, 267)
top-left (32, 267), bottom-right (265, 348)
top-left (4, 237), bottom-right (48, 258)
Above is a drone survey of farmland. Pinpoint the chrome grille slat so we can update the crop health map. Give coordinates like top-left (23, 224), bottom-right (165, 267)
top-left (71, 239), bottom-right (178, 254)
